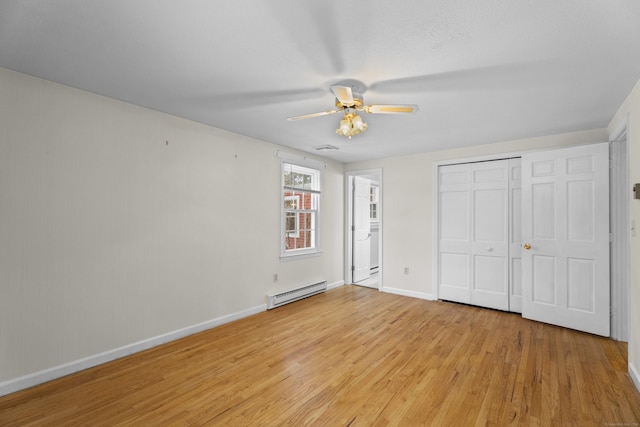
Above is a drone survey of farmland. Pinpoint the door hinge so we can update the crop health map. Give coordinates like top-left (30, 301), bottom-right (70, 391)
top-left (609, 159), bottom-right (614, 169)
top-left (609, 233), bottom-right (614, 242)
top-left (351, 265), bottom-right (355, 272)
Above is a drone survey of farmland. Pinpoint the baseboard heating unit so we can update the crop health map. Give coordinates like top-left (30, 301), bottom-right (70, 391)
top-left (266, 281), bottom-right (327, 310)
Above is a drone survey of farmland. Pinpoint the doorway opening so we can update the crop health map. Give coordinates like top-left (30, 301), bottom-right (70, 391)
top-left (345, 169), bottom-right (382, 290)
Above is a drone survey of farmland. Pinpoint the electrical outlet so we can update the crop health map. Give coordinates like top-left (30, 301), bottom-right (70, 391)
top-left (404, 267), bottom-right (409, 275)
top-left (273, 273), bottom-right (278, 282)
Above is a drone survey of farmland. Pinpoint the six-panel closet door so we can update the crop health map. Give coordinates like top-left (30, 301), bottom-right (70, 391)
top-left (521, 143), bottom-right (610, 336)
top-left (438, 160), bottom-right (512, 311)
top-left (437, 146), bottom-right (610, 333)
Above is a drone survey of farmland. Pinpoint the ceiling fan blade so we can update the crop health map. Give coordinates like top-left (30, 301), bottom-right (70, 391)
top-left (287, 110), bottom-right (338, 121)
top-left (363, 104), bottom-right (419, 114)
top-left (330, 85), bottom-right (354, 105)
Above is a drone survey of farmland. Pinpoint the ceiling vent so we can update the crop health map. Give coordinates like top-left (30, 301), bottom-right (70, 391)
top-left (313, 144), bottom-right (339, 151)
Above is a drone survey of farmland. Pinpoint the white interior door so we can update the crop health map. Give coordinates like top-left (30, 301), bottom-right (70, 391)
top-left (521, 143), bottom-right (610, 336)
top-left (438, 164), bottom-right (471, 303)
top-left (469, 160), bottom-right (510, 311)
top-left (438, 161), bottom-right (510, 310)
top-left (352, 176), bottom-right (371, 283)
top-left (509, 158), bottom-right (523, 313)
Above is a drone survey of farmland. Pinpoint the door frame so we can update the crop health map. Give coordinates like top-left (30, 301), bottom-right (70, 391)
top-left (610, 115), bottom-right (630, 342)
top-left (345, 169), bottom-right (383, 289)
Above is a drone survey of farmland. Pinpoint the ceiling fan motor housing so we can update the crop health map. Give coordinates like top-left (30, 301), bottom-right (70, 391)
top-left (336, 95), bottom-right (363, 110)
top-left (333, 79), bottom-right (367, 109)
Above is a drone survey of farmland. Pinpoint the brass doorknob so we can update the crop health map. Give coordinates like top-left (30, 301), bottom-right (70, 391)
top-left (523, 243), bottom-right (531, 250)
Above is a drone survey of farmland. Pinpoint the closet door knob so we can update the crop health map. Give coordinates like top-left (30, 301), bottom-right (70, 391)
top-left (523, 243), bottom-right (531, 250)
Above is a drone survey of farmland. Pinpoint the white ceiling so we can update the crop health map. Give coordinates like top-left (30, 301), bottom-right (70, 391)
top-left (1, 1), bottom-right (639, 163)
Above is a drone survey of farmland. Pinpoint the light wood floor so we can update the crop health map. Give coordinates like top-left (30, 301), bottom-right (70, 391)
top-left (1, 286), bottom-right (639, 426)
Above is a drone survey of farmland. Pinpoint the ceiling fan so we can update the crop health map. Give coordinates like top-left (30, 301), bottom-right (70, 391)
top-left (287, 79), bottom-right (419, 139)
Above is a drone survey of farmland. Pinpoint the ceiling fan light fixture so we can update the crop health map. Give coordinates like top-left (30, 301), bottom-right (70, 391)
top-left (339, 117), bottom-right (351, 133)
top-left (352, 115), bottom-right (365, 130)
top-left (288, 82), bottom-right (417, 138)
top-left (336, 112), bottom-right (368, 139)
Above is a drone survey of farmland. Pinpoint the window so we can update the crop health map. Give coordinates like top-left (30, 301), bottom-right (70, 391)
top-left (282, 162), bottom-right (321, 257)
top-left (370, 185), bottom-right (379, 221)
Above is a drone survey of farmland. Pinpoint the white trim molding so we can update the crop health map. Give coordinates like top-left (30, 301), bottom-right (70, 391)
top-left (609, 113), bottom-right (629, 143)
top-left (327, 280), bottom-right (345, 290)
top-left (382, 286), bottom-right (435, 301)
top-left (0, 304), bottom-right (267, 397)
top-left (629, 362), bottom-right (640, 394)
top-left (609, 124), bottom-right (630, 342)
top-left (0, 281), bottom-right (345, 397)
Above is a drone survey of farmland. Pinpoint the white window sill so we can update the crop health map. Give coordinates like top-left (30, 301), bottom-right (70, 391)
top-left (280, 250), bottom-right (323, 262)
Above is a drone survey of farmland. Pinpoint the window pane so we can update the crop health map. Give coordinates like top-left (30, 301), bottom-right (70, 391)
top-left (285, 213), bottom-right (296, 231)
top-left (285, 211), bottom-right (316, 251)
top-left (284, 194), bottom-right (299, 209)
top-left (284, 164), bottom-right (319, 191)
top-left (283, 192), bottom-right (317, 210)
top-left (307, 192), bottom-right (318, 210)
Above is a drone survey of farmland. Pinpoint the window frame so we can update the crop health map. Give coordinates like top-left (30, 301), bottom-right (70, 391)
top-left (280, 159), bottom-right (322, 260)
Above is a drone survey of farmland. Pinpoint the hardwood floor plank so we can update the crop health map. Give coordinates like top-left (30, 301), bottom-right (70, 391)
top-left (1, 286), bottom-right (639, 426)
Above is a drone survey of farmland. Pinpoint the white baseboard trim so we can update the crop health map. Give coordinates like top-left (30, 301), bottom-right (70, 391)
top-left (0, 303), bottom-right (267, 397)
top-left (327, 280), bottom-right (344, 290)
top-left (630, 362), bottom-right (640, 394)
top-left (382, 286), bottom-right (435, 301)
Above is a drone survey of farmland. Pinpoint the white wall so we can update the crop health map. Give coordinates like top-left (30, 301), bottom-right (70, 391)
top-left (0, 67), bottom-right (344, 389)
top-left (345, 128), bottom-right (608, 299)
top-left (608, 77), bottom-right (640, 388)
